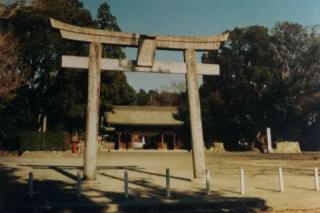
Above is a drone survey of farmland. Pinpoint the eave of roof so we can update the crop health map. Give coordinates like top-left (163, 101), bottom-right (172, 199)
top-left (105, 105), bottom-right (184, 126)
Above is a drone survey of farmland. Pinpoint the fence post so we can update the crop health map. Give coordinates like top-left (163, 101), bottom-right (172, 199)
top-left (266, 127), bottom-right (273, 153)
top-left (206, 169), bottom-right (211, 196)
top-left (278, 167), bottom-right (284, 192)
top-left (76, 170), bottom-right (82, 197)
top-left (166, 168), bottom-right (171, 198)
top-left (28, 171), bottom-right (34, 198)
top-left (315, 167), bottom-right (319, 191)
top-left (240, 168), bottom-right (245, 195)
top-left (124, 170), bottom-right (128, 198)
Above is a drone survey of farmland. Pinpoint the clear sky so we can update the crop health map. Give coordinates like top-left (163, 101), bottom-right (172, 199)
top-left (82, 0), bottom-right (320, 91)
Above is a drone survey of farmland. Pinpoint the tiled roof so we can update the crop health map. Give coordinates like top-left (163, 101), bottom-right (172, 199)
top-left (105, 106), bottom-right (184, 126)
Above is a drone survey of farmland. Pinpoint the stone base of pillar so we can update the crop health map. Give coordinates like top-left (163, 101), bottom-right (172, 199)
top-left (82, 179), bottom-right (100, 186)
top-left (191, 177), bottom-right (206, 185)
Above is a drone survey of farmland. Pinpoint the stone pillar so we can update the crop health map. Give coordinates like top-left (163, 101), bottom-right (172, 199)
top-left (184, 48), bottom-right (206, 181)
top-left (266, 127), bottom-right (273, 153)
top-left (42, 116), bottom-right (47, 133)
top-left (83, 42), bottom-right (102, 181)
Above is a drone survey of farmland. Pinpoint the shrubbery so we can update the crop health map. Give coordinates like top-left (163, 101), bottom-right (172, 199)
top-left (19, 131), bottom-right (70, 151)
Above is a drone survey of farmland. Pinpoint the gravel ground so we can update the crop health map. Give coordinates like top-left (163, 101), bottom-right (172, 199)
top-left (0, 151), bottom-right (320, 212)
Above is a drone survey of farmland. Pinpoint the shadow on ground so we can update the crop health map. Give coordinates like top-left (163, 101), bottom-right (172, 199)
top-left (0, 163), bottom-right (270, 213)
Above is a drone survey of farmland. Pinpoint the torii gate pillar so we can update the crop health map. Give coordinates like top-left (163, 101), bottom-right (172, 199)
top-left (185, 49), bottom-right (206, 179)
top-left (83, 43), bottom-right (102, 180)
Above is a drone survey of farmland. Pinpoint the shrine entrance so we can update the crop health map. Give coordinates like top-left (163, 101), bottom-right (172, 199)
top-left (104, 105), bottom-right (184, 150)
top-left (50, 18), bottom-right (228, 182)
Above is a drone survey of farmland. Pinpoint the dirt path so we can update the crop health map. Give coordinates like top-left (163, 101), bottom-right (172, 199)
top-left (0, 151), bottom-right (320, 212)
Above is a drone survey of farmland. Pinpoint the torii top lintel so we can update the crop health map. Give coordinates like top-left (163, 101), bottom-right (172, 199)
top-left (50, 18), bottom-right (228, 51)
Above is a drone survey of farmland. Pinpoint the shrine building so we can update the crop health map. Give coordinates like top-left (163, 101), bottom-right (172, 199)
top-left (104, 106), bottom-right (184, 150)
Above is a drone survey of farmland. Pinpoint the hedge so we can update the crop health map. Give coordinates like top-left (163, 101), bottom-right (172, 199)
top-left (19, 131), bottom-right (70, 151)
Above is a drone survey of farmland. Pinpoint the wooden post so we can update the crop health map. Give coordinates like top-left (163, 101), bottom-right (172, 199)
top-left (266, 127), bottom-right (273, 153)
top-left (83, 42), bottom-right (102, 181)
top-left (206, 169), bottom-right (211, 196)
top-left (28, 171), bottom-right (34, 198)
top-left (166, 168), bottom-right (171, 198)
top-left (161, 133), bottom-right (165, 150)
top-left (184, 48), bottom-right (206, 181)
top-left (38, 113), bottom-right (42, 132)
top-left (173, 133), bottom-right (176, 150)
top-left (125, 134), bottom-right (128, 150)
top-left (124, 170), bottom-right (128, 198)
top-left (76, 170), bottom-right (82, 197)
top-left (240, 168), bottom-right (245, 195)
top-left (278, 167), bottom-right (284, 192)
top-left (117, 132), bottom-right (121, 150)
top-left (314, 167), bottom-right (319, 191)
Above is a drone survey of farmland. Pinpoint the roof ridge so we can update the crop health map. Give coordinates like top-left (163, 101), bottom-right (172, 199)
top-left (112, 105), bottom-right (178, 111)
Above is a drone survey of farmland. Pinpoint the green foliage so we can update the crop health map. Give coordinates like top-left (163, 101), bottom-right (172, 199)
top-left (96, 2), bottom-right (120, 32)
top-left (136, 89), bottom-right (182, 106)
top-left (96, 1), bottom-right (125, 60)
top-left (200, 26), bottom-right (275, 149)
top-left (100, 71), bottom-right (137, 111)
top-left (19, 130), bottom-right (69, 151)
top-left (2, 0), bottom-right (94, 134)
top-left (197, 23), bottom-right (320, 150)
top-left (96, 2), bottom-right (136, 112)
top-left (0, 0), bottom-right (137, 142)
top-left (136, 89), bottom-right (149, 105)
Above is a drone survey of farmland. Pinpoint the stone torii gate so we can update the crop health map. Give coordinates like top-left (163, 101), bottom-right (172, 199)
top-left (50, 18), bottom-right (228, 182)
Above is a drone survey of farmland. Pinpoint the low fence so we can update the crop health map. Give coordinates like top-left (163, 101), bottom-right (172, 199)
top-left (26, 167), bottom-right (320, 199)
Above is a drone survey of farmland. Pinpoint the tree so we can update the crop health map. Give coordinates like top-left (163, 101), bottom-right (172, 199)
top-left (197, 23), bottom-right (320, 150)
top-left (136, 89), bottom-right (149, 105)
top-left (160, 80), bottom-right (186, 94)
top-left (271, 22), bottom-right (320, 149)
top-left (96, 1), bottom-right (136, 112)
top-left (0, 0), bottom-right (136, 141)
top-left (0, 3), bottom-right (28, 102)
top-left (199, 26), bottom-right (276, 149)
top-left (4, 0), bottom-right (93, 133)
top-left (135, 88), bottom-right (182, 107)
top-left (0, 33), bottom-right (26, 101)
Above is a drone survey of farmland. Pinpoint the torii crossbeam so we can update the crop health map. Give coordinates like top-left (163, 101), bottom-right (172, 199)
top-left (51, 18), bottom-right (228, 182)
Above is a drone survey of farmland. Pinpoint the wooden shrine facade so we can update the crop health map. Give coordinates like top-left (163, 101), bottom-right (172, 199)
top-left (105, 106), bottom-right (184, 150)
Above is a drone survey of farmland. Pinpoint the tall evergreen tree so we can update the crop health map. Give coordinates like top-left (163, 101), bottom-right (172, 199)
top-left (0, 0), bottom-right (136, 142)
top-left (96, 1), bottom-right (136, 113)
top-left (197, 23), bottom-right (320, 150)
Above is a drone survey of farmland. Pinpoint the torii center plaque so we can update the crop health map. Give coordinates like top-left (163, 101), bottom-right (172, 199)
top-left (50, 18), bottom-right (228, 182)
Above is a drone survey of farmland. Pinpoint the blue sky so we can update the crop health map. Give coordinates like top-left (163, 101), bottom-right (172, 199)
top-left (82, 0), bottom-right (320, 91)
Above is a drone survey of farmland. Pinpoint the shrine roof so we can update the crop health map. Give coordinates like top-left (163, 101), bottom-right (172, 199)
top-left (105, 106), bottom-right (184, 126)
